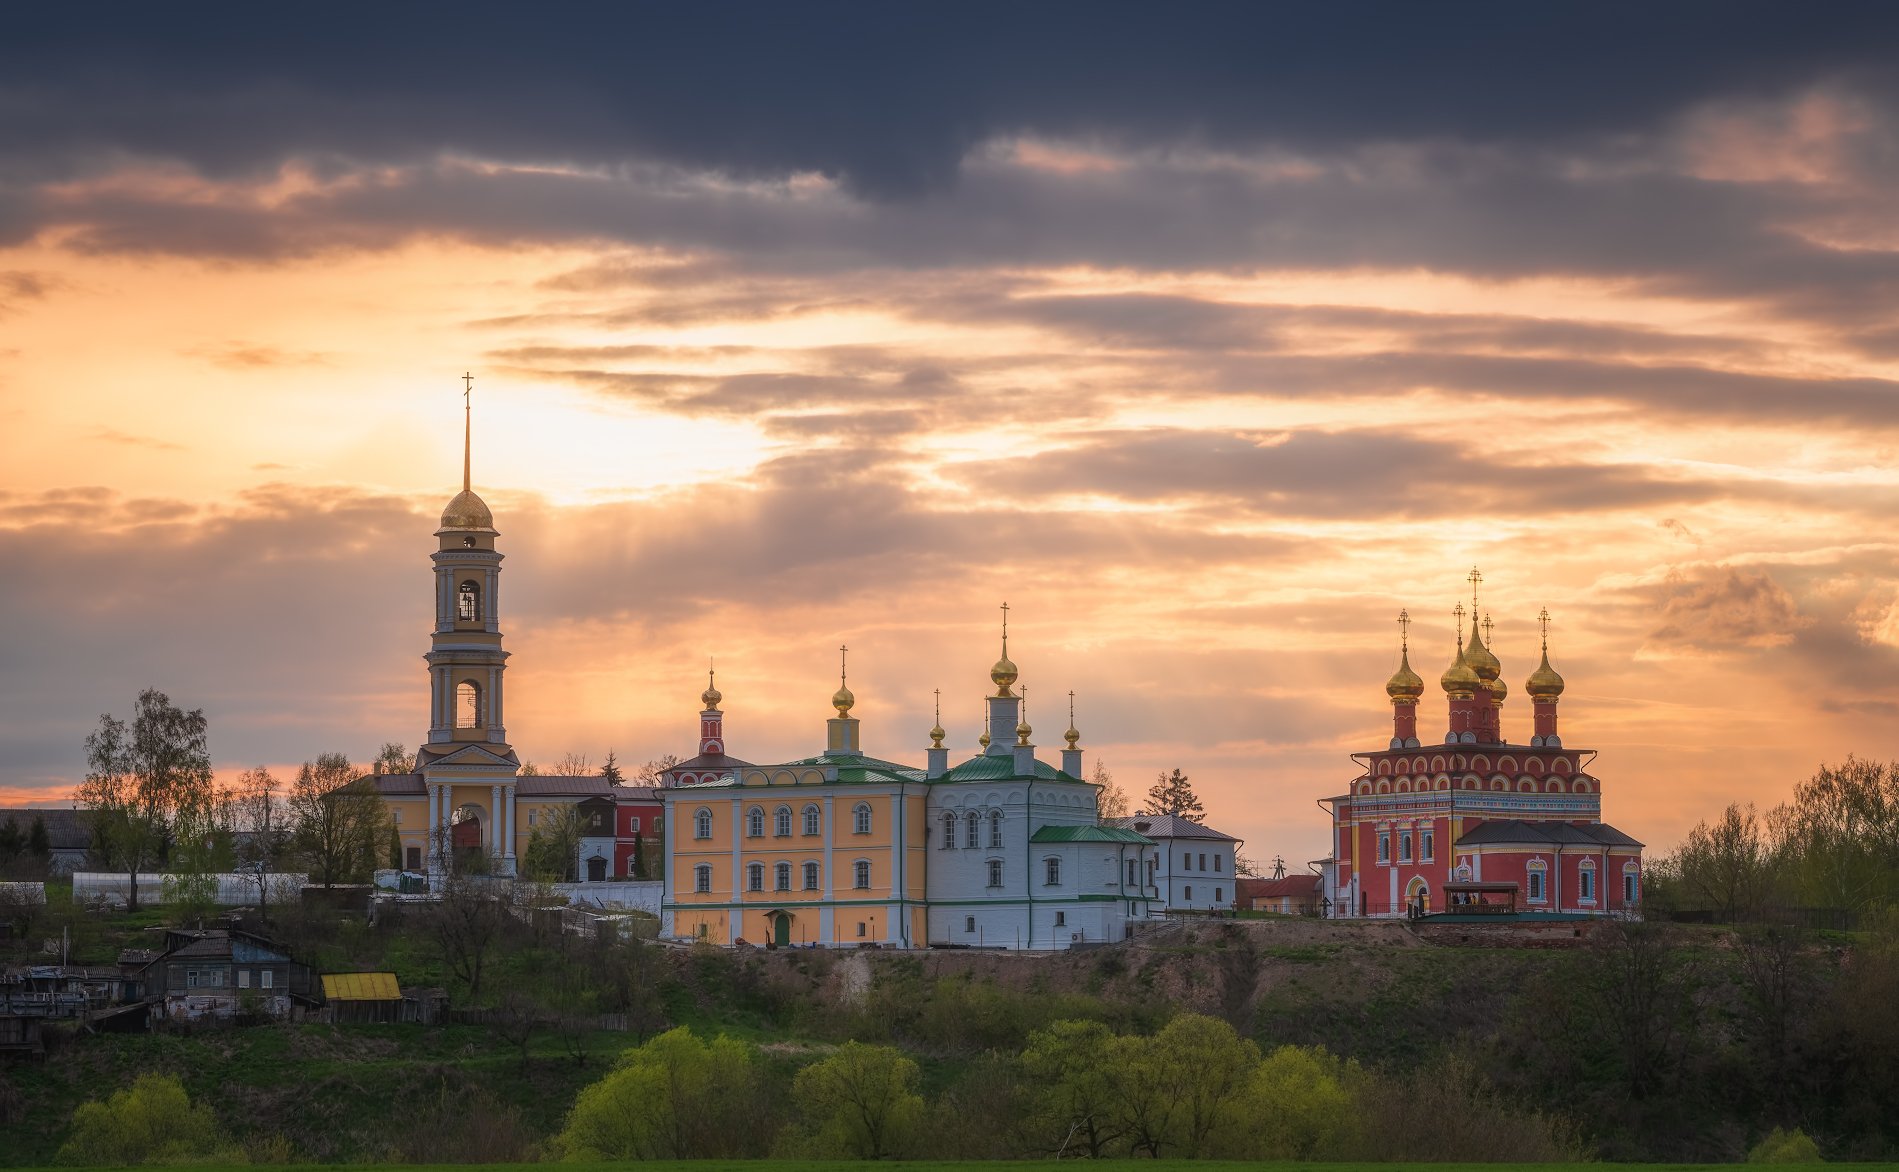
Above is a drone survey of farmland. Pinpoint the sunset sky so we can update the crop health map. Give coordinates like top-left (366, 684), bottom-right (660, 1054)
top-left (7, 4), bottom-right (1899, 867)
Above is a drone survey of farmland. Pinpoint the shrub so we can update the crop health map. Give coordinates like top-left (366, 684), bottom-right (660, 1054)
top-left (778, 1041), bottom-right (925, 1159)
top-left (57, 1073), bottom-right (231, 1165)
top-left (1750, 1126), bottom-right (1824, 1163)
top-left (557, 1026), bottom-right (767, 1159)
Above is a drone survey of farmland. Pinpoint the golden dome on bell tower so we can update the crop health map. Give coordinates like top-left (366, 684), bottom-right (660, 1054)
top-left (1385, 609), bottom-right (1424, 702)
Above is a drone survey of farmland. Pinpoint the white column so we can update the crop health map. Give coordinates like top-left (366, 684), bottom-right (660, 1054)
top-left (504, 790), bottom-right (515, 860)
top-left (490, 784), bottom-right (502, 858)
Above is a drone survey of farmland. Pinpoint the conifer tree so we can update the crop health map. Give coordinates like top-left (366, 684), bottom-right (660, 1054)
top-left (1145, 767), bottom-right (1205, 823)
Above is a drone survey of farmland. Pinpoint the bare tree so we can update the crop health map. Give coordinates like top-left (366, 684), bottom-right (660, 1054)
top-left (552, 751), bottom-right (592, 777)
top-left (80, 688), bottom-right (215, 910)
top-left (289, 753), bottom-right (390, 887)
top-left (231, 767), bottom-right (287, 913)
top-left (524, 805), bottom-right (584, 882)
top-left (1675, 802), bottom-right (1779, 921)
top-left (1092, 760), bottom-right (1130, 820)
top-left (636, 754), bottom-right (681, 786)
top-left (1579, 919), bottom-right (1697, 1100)
top-left (430, 875), bottom-right (514, 1002)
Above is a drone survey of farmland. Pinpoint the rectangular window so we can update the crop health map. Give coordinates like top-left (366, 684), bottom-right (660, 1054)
top-left (238, 969), bottom-right (250, 989)
top-left (1422, 830), bottom-right (1434, 861)
top-left (392, 809), bottom-right (401, 826)
top-left (1400, 832), bottom-right (1412, 863)
top-left (405, 846), bottom-right (421, 871)
top-left (186, 970), bottom-right (198, 988)
top-left (1625, 873), bottom-right (1638, 903)
top-left (1127, 860), bottom-right (1138, 886)
top-left (212, 970), bottom-right (225, 987)
top-left (1580, 868), bottom-right (1595, 901)
top-left (1181, 852), bottom-right (1190, 870)
top-left (748, 865), bottom-right (764, 892)
top-left (856, 922), bottom-right (866, 938)
top-left (1378, 832), bottom-right (1390, 863)
top-left (1184, 885), bottom-right (1193, 901)
top-left (695, 866), bottom-right (711, 893)
top-left (1045, 857), bottom-right (1061, 886)
top-left (965, 916), bottom-right (975, 934)
top-left (1528, 870), bottom-right (1545, 902)
top-left (1199, 853), bottom-right (1207, 871)
top-left (987, 860), bottom-right (1003, 888)
top-left (628, 817), bottom-right (640, 833)
top-left (1213, 855), bottom-right (1222, 873)
top-left (1055, 911), bottom-right (1066, 927)
top-left (260, 970), bottom-right (273, 990)
top-left (528, 810), bottom-right (538, 827)
top-left (804, 861), bottom-right (820, 890)
top-left (854, 860), bottom-right (871, 889)
top-left (1216, 887), bottom-right (1223, 903)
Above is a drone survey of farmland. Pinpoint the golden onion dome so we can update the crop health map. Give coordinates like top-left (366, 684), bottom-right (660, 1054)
top-left (1464, 625), bottom-right (1501, 684)
top-left (978, 728), bottom-right (992, 749)
top-left (929, 722), bottom-right (946, 749)
top-left (1015, 719), bottom-right (1032, 745)
top-left (1064, 723), bottom-right (1081, 748)
top-left (1489, 674), bottom-right (1508, 704)
top-left (701, 683), bottom-right (723, 710)
top-left (1441, 649), bottom-right (1480, 698)
top-left (1385, 649), bottom-right (1424, 703)
top-left (439, 488), bottom-right (494, 530)
top-left (832, 683), bottom-right (855, 716)
top-left (990, 654), bottom-right (1019, 697)
top-left (1526, 651), bottom-right (1565, 700)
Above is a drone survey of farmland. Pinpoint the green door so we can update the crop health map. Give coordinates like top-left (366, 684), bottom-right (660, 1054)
top-left (773, 913), bottom-right (791, 947)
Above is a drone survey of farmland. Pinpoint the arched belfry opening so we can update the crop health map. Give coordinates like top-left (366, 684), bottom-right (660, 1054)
top-left (457, 579), bottom-right (482, 622)
top-left (456, 680), bottom-right (483, 729)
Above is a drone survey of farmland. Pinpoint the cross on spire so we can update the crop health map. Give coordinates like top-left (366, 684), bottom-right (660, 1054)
top-left (1482, 613), bottom-right (1494, 647)
top-left (933, 688), bottom-right (941, 724)
top-left (1468, 566), bottom-right (1483, 613)
top-left (1397, 608), bottom-right (1411, 651)
top-left (1068, 689), bottom-right (1076, 724)
top-left (460, 372), bottom-right (474, 493)
top-left (839, 644), bottom-right (848, 686)
top-left (1000, 601), bottom-right (1010, 657)
top-left (1453, 602), bottom-right (1466, 650)
top-left (1539, 606), bottom-right (1551, 651)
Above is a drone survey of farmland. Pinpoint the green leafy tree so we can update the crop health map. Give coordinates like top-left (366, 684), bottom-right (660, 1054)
top-left (1217, 1044), bottom-right (1356, 1159)
top-left (231, 766), bottom-right (288, 912)
top-left (1674, 802), bottom-right (1780, 921)
top-left (80, 688), bottom-right (215, 910)
top-left (1105, 1013), bottom-right (1259, 1157)
top-left (783, 1041), bottom-right (926, 1159)
top-left (1092, 760), bottom-right (1130, 820)
top-left (558, 1026), bottom-right (765, 1159)
top-left (166, 787), bottom-right (237, 921)
top-left (1021, 1019), bottom-right (1126, 1157)
top-left (288, 752), bottom-right (389, 887)
top-left (1778, 756), bottom-right (1899, 916)
top-left (374, 742), bottom-right (416, 774)
top-left (1144, 767), bottom-right (1205, 823)
top-left (57, 1073), bottom-right (229, 1165)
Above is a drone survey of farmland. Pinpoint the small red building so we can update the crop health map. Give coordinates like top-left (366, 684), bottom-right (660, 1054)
top-left (1320, 580), bottom-right (1642, 919)
top-left (612, 787), bottom-right (664, 880)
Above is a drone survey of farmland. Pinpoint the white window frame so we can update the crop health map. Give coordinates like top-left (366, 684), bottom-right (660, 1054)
top-left (986, 859), bottom-right (1003, 888)
top-left (853, 803), bottom-right (872, 835)
top-left (989, 811), bottom-right (1002, 848)
top-left (774, 806), bottom-right (792, 837)
top-left (775, 861), bottom-right (792, 892)
top-left (853, 859), bottom-right (871, 889)
top-left (746, 807), bottom-right (764, 838)
top-left (1377, 831), bottom-right (1390, 863)
top-left (259, 970), bottom-right (273, 990)
top-left (694, 864), bottom-right (712, 893)
top-left (747, 862), bottom-right (764, 892)
top-left (694, 808), bottom-right (712, 840)
top-left (803, 861), bottom-right (820, 890)
top-left (803, 805), bottom-right (820, 836)
top-left (237, 969), bottom-right (250, 989)
top-left (1044, 856), bottom-right (1062, 886)
top-left (965, 811), bottom-right (980, 848)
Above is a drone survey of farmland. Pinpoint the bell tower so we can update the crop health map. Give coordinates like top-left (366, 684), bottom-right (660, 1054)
top-left (418, 375), bottom-right (519, 874)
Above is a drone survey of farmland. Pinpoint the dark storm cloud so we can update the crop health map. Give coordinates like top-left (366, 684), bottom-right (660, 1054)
top-left (10, 4), bottom-right (1899, 197)
top-left (959, 428), bottom-right (1723, 520)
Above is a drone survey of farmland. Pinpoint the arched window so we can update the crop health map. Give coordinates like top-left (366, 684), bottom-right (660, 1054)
top-left (803, 861), bottom-right (820, 890)
top-left (746, 807), bottom-right (764, 838)
top-left (853, 803), bottom-right (872, 835)
top-left (693, 864), bottom-right (711, 893)
top-left (747, 862), bottom-right (764, 892)
top-left (694, 808), bottom-right (712, 839)
top-left (803, 805), bottom-right (821, 836)
top-left (853, 860), bottom-right (871, 889)
top-left (989, 810), bottom-right (1002, 848)
top-left (965, 811), bottom-right (980, 848)
top-left (774, 806), bottom-right (792, 837)
top-left (456, 680), bottom-right (482, 729)
top-left (1526, 860), bottom-right (1547, 903)
top-left (940, 812), bottom-right (955, 848)
top-left (774, 862), bottom-right (792, 891)
top-left (457, 579), bottom-right (481, 622)
top-left (1578, 861), bottom-right (1596, 902)
top-left (1044, 856), bottom-right (1062, 886)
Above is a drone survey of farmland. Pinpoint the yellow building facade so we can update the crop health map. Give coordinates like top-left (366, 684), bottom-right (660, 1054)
top-left (664, 677), bottom-right (931, 946)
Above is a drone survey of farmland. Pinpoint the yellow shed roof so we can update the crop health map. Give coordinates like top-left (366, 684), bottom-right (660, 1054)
top-left (321, 972), bottom-right (400, 1001)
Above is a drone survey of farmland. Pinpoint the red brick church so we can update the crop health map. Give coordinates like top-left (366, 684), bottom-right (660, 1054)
top-left (1318, 571), bottom-right (1642, 919)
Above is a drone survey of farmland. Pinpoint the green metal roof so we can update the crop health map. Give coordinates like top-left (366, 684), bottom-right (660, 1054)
top-left (1029, 825), bottom-right (1153, 845)
top-left (773, 753), bottom-right (927, 785)
top-left (939, 754), bottom-right (1082, 784)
